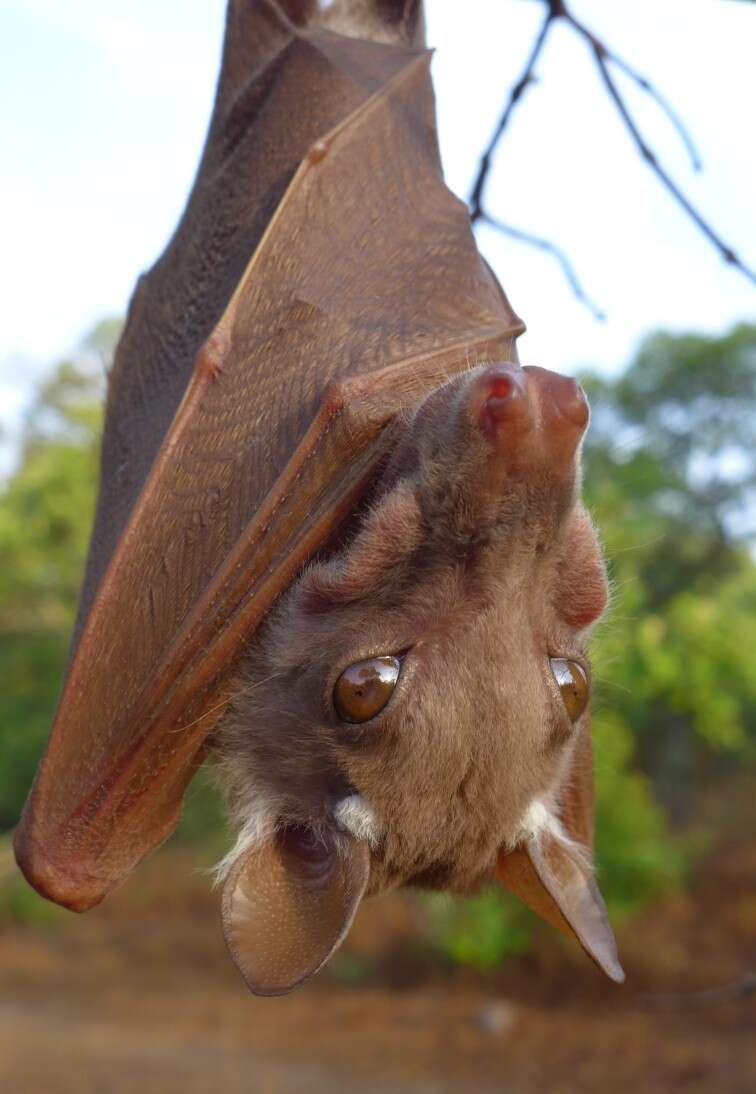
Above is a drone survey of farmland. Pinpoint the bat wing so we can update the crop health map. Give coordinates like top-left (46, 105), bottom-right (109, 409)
top-left (74, 0), bottom-right (424, 641)
top-left (15, 2), bottom-right (523, 911)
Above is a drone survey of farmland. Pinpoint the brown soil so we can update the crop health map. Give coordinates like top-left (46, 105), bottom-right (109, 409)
top-left (1, 835), bottom-right (754, 1094)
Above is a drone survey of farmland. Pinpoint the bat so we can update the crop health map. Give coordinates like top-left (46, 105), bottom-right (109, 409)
top-left (14, 0), bottom-right (624, 994)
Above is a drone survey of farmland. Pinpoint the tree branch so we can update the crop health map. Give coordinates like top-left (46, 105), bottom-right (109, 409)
top-left (605, 50), bottom-right (701, 173)
top-left (642, 972), bottom-right (756, 1010)
top-left (469, 4), bottom-right (556, 221)
top-left (469, 0), bottom-right (756, 318)
top-left (477, 212), bottom-right (605, 321)
top-left (562, 8), bottom-right (756, 285)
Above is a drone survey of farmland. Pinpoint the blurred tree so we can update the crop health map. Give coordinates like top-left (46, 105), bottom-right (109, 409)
top-left (581, 323), bottom-right (756, 820)
top-left (584, 323), bottom-right (756, 567)
top-left (0, 322), bottom-right (113, 829)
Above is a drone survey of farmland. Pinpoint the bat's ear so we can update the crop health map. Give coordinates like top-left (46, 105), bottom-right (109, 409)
top-left (222, 825), bottom-right (370, 996)
top-left (496, 725), bottom-right (624, 983)
top-left (299, 481), bottom-right (423, 611)
top-left (496, 826), bottom-right (624, 983)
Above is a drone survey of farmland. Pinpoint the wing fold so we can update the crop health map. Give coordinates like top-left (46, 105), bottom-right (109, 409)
top-left (15, 2), bottom-right (524, 909)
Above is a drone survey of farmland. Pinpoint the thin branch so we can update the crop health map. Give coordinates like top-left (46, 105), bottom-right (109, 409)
top-left (469, 5), bottom-right (556, 221)
top-left (642, 972), bottom-right (756, 1011)
top-left (468, 5), bottom-right (604, 319)
top-left (592, 51), bottom-right (755, 283)
top-left (565, 12), bottom-right (756, 285)
top-left (478, 212), bottom-right (605, 321)
top-left (468, 0), bottom-right (756, 317)
top-left (607, 50), bottom-right (701, 172)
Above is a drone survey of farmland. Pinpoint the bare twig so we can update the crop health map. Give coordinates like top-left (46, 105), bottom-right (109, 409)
top-left (469, 4), bottom-right (555, 220)
top-left (607, 50), bottom-right (701, 172)
top-left (590, 50), bottom-right (755, 283)
top-left (562, 8), bottom-right (756, 285)
top-left (468, 4), bottom-right (602, 319)
top-left (469, 0), bottom-right (756, 316)
top-left (477, 212), bottom-right (605, 320)
top-left (642, 972), bottom-right (756, 1010)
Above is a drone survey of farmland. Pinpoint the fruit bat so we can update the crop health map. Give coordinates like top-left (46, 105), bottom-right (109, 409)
top-left (14, 0), bottom-right (624, 994)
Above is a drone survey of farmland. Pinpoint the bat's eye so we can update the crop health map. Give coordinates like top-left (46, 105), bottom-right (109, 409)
top-left (549, 658), bottom-right (589, 722)
top-left (334, 655), bottom-right (401, 723)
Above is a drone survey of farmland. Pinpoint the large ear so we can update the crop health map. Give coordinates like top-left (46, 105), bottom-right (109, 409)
top-left (298, 480), bottom-right (423, 611)
top-left (222, 826), bottom-right (370, 996)
top-left (496, 725), bottom-right (625, 983)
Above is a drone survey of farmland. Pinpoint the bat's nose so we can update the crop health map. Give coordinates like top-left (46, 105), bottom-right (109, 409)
top-left (525, 365), bottom-right (589, 433)
top-left (468, 363), bottom-right (534, 450)
top-left (468, 363), bottom-right (589, 471)
top-left (524, 365), bottom-right (589, 468)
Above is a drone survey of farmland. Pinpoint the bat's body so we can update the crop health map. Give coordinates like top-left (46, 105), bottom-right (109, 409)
top-left (15, 0), bottom-right (624, 994)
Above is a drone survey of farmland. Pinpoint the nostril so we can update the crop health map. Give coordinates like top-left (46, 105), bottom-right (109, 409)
top-left (487, 372), bottom-right (516, 400)
top-left (484, 374), bottom-right (517, 421)
top-left (472, 365), bottom-right (531, 443)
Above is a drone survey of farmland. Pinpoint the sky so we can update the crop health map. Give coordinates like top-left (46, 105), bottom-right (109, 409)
top-left (1, 0), bottom-right (755, 473)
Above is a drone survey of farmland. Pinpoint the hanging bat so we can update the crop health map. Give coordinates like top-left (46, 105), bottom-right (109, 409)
top-left (14, 0), bottom-right (624, 994)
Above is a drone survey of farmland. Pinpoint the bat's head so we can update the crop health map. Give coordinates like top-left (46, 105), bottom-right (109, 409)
top-left (215, 363), bottom-right (623, 995)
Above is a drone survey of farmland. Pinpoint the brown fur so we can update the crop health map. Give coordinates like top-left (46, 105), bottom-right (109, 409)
top-left (316, 0), bottom-right (425, 47)
top-left (214, 362), bottom-right (608, 897)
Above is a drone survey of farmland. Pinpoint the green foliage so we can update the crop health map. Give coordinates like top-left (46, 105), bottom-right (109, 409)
top-left (424, 890), bottom-right (532, 970)
top-left (592, 713), bottom-right (685, 917)
top-left (0, 871), bottom-right (67, 928)
top-left (173, 767), bottom-right (229, 857)
top-left (582, 323), bottom-right (756, 570)
top-left (0, 368), bottom-right (102, 632)
top-left (0, 332), bottom-right (108, 834)
top-left (0, 632), bottom-right (70, 829)
top-left (582, 323), bottom-right (756, 821)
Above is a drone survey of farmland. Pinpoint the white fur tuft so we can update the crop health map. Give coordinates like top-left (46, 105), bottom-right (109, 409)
top-left (212, 799), bottom-right (277, 885)
top-left (333, 794), bottom-right (381, 847)
top-left (518, 798), bottom-right (564, 843)
top-left (516, 797), bottom-right (593, 872)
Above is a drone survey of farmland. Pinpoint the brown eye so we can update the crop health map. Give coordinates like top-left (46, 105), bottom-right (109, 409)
top-left (550, 658), bottom-right (589, 722)
top-left (334, 655), bottom-right (401, 723)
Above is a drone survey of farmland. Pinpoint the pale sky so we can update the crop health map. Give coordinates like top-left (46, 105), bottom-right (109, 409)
top-left (1, 1), bottom-right (755, 473)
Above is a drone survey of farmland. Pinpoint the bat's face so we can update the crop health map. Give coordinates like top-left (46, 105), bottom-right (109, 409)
top-left (216, 363), bottom-right (615, 994)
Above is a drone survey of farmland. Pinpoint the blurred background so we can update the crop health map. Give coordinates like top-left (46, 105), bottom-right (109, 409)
top-left (1, 2), bottom-right (754, 1091)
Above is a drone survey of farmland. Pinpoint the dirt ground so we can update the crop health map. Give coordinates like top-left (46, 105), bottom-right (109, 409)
top-left (2, 833), bottom-right (755, 1094)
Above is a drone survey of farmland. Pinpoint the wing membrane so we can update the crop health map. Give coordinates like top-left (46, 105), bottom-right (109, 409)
top-left (15, 9), bottom-right (523, 909)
